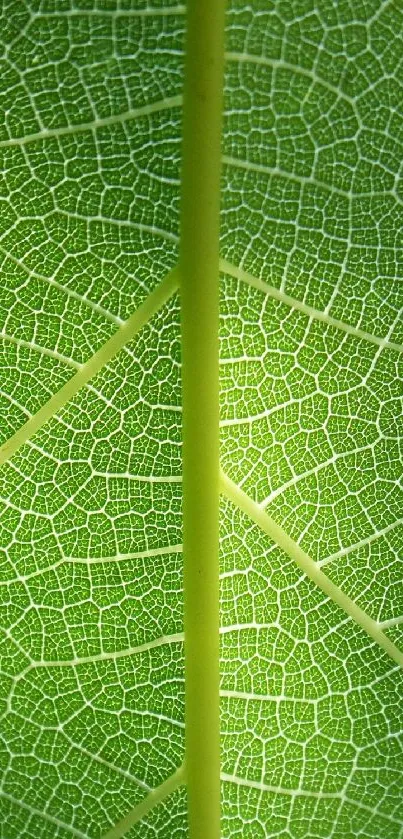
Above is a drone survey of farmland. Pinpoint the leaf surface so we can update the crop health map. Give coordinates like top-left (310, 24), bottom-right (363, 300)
top-left (0, 1), bottom-right (402, 838)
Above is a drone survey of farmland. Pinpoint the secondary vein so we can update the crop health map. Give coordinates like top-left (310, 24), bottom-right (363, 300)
top-left (220, 468), bottom-right (403, 668)
top-left (101, 764), bottom-right (186, 839)
top-left (220, 258), bottom-right (403, 353)
top-left (0, 95), bottom-right (183, 149)
top-left (0, 268), bottom-right (178, 468)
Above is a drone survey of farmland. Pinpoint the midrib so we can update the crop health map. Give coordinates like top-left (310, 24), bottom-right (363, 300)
top-left (1, 262), bottom-right (402, 839)
top-left (0, 260), bottom-right (401, 665)
top-left (1, 257), bottom-right (400, 470)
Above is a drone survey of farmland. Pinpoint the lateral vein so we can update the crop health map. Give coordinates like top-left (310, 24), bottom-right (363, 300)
top-left (379, 615), bottom-right (403, 630)
top-left (0, 268), bottom-right (179, 468)
top-left (33, 5), bottom-right (186, 18)
top-left (30, 632), bottom-right (184, 668)
top-left (0, 331), bottom-right (81, 368)
top-left (225, 51), bottom-right (356, 106)
top-left (0, 95), bottom-right (183, 148)
top-left (0, 791), bottom-right (88, 838)
top-left (222, 153), bottom-right (398, 201)
top-left (220, 258), bottom-right (403, 353)
top-left (318, 518), bottom-right (403, 567)
top-left (220, 468), bottom-right (403, 668)
top-left (101, 764), bottom-right (186, 839)
top-left (220, 773), bottom-right (403, 825)
top-left (0, 245), bottom-right (121, 324)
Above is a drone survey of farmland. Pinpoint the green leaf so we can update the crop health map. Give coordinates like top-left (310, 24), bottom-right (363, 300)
top-left (0, 2), bottom-right (402, 838)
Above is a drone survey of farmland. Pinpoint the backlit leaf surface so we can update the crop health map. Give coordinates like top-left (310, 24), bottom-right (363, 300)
top-left (0, 1), bottom-right (402, 837)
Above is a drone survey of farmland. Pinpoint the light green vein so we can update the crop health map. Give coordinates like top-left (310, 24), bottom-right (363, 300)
top-left (0, 545), bottom-right (183, 587)
top-left (0, 95), bottom-right (183, 149)
top-left (222, 153), bottom-right (402, 205)
top-left (379, 615), bottom-right (403, 630)
top-left (31, 631), bottom-right (184, 668)
top-left (33, 5), bottom-right (186, 17)
top-left (220, 258), bottom-right (403, 353)
top-left (58, 733), bottom-right (150, 792)
top-left (66, 543), bottom-right (183, 565)
top-left (220, 774), bottom-right (403, 826)
top-left (259, 441), bottom-right (380, 508)
top-left (0, 245), bottom-right (121, 324)
top-left (91, 473), bottom-right (182, 483)
top-left (220, 689), bottom-right (318, 704)
top-left (0, 791), bottom-right (88, 839)
top-left (225, 51), bottom-right (356, 106)
top-left (220, 468), bottom-right (403, 668)
top-left (101, 764), bottom-right (186, 839)
top-left (0, 268), bottom-right (179, 468)
top-left (0, 331), bottom-right (81, 368)
top-left (318, 519), bottom-right (403, 567)
top-left (58, 208), bottom-right (179, 244)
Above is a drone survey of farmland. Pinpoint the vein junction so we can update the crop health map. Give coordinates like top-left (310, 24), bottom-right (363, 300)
top-left (0, 257), bottom-right (401, 839)
top-left (1, 258), bottom-right (400, 468)
top-left (220, 468), bottom-right (403, 669)
top-left (100, 764), bottom-right (186, 839)
top-left (0, 262), bottom-right (401, 666)
top-left (0, 267), bottom-right (178, 467)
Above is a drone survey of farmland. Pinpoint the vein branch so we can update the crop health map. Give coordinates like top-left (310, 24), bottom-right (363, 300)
top-left (0, 95), bottom-right (183, 149)
top-left (220, 468), bottom-right (403, 668)
top-left (0, 268), bottom-right (178, 468)
top-left (220, 773), bottom-right (403, 826)
top-left (0, 331), bottom-right (81, 368)
top-left (0, 791), bottom-right (88, 838)
top-left (220, 259), bottom-right (403, 353)
top-left (29, 632), bottom-right (184, 668)
top-left (101, 764), bottom-right (186, 839)
top-left (318, 518), bottom-right (403, 568)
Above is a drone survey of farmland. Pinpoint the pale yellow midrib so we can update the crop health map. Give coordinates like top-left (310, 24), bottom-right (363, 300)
top-left (0, 253), bottom-right (401, 835)
top-left (220, 468), bottom-right (403, 669)
top-left (0, 263), bottom-right (400, 663)
top-left (0, 268), bottom-right (178, 468)
top-left (2, 260), bottom-right (400, 469)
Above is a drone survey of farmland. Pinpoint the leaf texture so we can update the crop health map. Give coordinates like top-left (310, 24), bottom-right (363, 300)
top-left (0, 1), bottom-right (402, 838)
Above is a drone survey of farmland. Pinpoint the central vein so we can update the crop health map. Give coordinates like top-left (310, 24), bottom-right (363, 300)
top-left (179, 2), bottom-right (227, 838)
